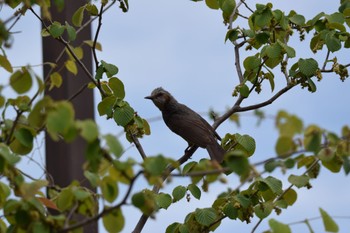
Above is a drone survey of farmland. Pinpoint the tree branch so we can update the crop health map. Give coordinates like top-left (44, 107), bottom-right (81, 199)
top-left (236, 83), bottom-right (295, 112)
top-left (130, 133), bottom-right (147, 160)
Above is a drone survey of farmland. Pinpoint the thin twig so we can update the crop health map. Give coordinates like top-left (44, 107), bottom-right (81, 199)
top-left (92, 3), bottom-right (104, 68)
top-left (234, 42), bottom-right (244, 83)
top-left (130, 133), bottom-right (147, 160)
top-left (228, 0), bottom-right (245, 30)
top-left (68, 82), bottom-right (89, 101)
top-left (322, 50), bottom-right (330, 71)
top-left (236, 84), bottom-right (295, 112)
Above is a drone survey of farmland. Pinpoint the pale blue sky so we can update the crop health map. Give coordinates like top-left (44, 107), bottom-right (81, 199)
top-left (1, 0), bottom-right (350, 232)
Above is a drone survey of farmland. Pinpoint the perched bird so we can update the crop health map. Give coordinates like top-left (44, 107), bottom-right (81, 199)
top-left (145, 87), bottom-right (225, 162)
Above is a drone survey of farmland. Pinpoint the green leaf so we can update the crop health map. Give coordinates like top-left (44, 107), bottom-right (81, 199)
top-left (14, 128), bottom-right (33, 148)
top-left (104, 134), bottom-right (123, 158)
top-left (307, 77), bottom-right (317, 92)
top-left (101, 176), bottom-right (119, 203)
top-left (72, 6), bottom-right (85, 27)
top-left (322, 154), bottom-right (343, 173)
top-left (84, 40), bottom-right (102, 51)
top-left (101, 60), bottom-right (119, 77)
top-left (10, 69), bottom-right (33, 94)
top-left (76, 120), bottom-right (99, 143)
top-left (86, 3), bottom-right (99, 16)
top-left (298, 58), bottom-right (318, 77)
top-left (275, 136), bottom-right (295, 157)
top-left (226, 152), bottom-right (250, 175)
top-left (84, 171), bottom-right (100, 187)
top-left (113, 105), bottom-right (134, 127)
top-left (102, 208), bottom-right (124, 233)
top-left (265, 43), bottom-right (282, 59)
top-left (325, 32), bottom-right (341, 52)
top-left (326, 12), bottom-right (345, 24)
top-left (289, 14), bottom-right (305, 25)
top-left (20, 180), bottom-right (48, 199)
top-left (172, 185), bottom-right (187, 202)
top-left (10, 128), bottom-right (34, 155)
top-left (221, 0), bottom-right (236, 23)
top-left (65, 22), bottom-right (77, 41)
top-left (318, 147), bottom-right (335, 162)
top-left (98, 96), bottom-right (116, 117)
top-left (269, 219), bottom-right (291, 233)
top-left (225, 28), bottom-right (239, 43)
top-left (205, 0), bottom-right (219, 9)
top-left (254, 201), bottom-right (273, 219)
top-left (0, 142), bottom-right (21, 165)
top-left (319, 208), bottom-right (339, 232)
top-left (143, 155), bottom-right (168, 176)
top-left (235, 134), bottom-right (256, 156)
top-left (243, 56), bottom-right (261, 71)
top-left (223, 203), bottom-right (238, 219)
top-left (182, 161), bottom-right (197, 174)
top-left (49, 72), bottom-right (62, 90)
top-left (155, 193), bottom-right (172, 209)
top-left (194, 208), bottom-right (217, 226)
top-left (282, 188), bottom-right (297, 206)
top-left (258, 176), bottom-right (283, 195)
top-left (277, 40), bottom-right (296, 58)
top-left (46, 102), bottom-right (75, 140)
top-left (0, 55), bottom-right (13, 73)
top-left (56, 188), bottom-right (74, 211)
top-left (109, 77), bottom-right (125, 99)
top-left (49, 21), bottom-right (65, 38)
top-left (65, 60), bottom-right (78, 75)
top-left (188, 184), bottom-right (201, 200)
top-left (288, 174), bottom-right (310, 188)
top-left (265, 72), bottom-right (275, 91)
top-left (239, 84), bottom-right (250, 98)
top-left (304, 125), bottom-right (322, 153)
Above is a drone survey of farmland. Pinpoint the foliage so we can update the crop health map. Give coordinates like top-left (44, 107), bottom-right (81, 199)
top-left (0, 0), bottom-right (349, 233)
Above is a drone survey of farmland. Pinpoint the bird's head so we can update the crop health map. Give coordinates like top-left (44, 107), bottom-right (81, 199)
top-left (145, 87), bottom-right (175, 110)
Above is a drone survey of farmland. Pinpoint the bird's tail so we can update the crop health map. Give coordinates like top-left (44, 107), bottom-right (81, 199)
top-left (206, 142), bottom-right (225, 163)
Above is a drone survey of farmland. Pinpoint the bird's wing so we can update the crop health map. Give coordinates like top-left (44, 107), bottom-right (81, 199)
top-left (164, 110), bottom-right (217, 147)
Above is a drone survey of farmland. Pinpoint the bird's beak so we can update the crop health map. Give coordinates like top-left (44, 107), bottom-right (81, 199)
top-left (144, 95), bottom-right (153, 100)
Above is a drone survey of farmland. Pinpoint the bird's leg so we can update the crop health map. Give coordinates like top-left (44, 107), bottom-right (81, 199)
top-left (184, 143), bottom-right (194, 153)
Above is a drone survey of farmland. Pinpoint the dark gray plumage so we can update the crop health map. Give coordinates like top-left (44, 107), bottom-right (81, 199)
top-left (145, 87), bottom-right (225, 162)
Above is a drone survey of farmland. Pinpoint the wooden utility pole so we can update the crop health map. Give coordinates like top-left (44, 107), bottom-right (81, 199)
top-left (42, 2), bottom-right (97, 233)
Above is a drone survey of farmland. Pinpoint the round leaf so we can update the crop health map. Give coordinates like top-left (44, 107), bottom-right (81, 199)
top-left (10, 69), bottom-right (32, 94)
top-left (109, 77), bottom-right (125, 99)
top-left (172, 185), bottom-right (186, 202)
top-left (102, 208), bottom-right (124, 233)
top-left (194, 208), bottom-right (217, 226)
top-left (113, 105), bottom-right (134, 127)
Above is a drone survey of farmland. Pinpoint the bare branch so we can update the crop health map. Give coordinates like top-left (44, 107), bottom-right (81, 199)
top-left (92, 3), bottom-right (104, 68)
top-left (228, 0), bottom-right (245, 30)
top-left (237, 84), bottom-right (295, 112)
top-left (234, 42), bottom-right (244, 83)
top-left (322, 50), bottom-right (330, 71)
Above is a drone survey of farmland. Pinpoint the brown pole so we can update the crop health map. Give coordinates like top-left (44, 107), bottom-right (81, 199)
top-left (42, 2), bottom-right (97, 233)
